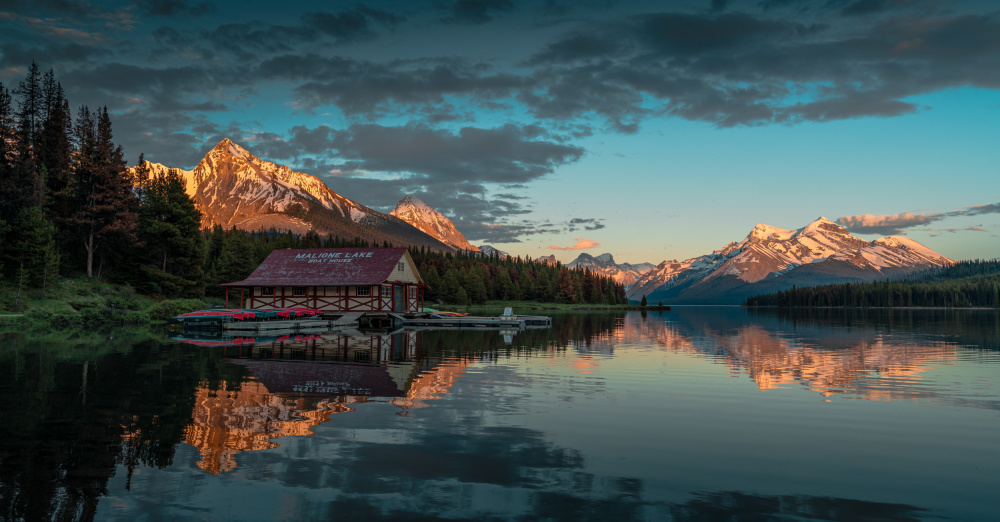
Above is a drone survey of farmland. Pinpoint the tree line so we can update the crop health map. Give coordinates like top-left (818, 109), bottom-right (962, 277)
top-left (744, 260), bottom-right (1000, 308)
top-left (0, 63), bottom-right (205, 298)
top-left (0, 63), bottom-right (626, 306)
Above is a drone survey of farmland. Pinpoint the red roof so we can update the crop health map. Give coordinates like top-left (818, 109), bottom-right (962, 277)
top-left (221, 248), bottom-right (414, 287)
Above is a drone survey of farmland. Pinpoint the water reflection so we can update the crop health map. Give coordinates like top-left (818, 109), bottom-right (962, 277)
top-left (2, 309), bottom-right (999, 521)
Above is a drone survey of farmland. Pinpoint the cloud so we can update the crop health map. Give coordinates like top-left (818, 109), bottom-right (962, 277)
top-left (133, 0), bottom-right (216, 17)
top-left (520, 8), bottom-right (1000, 129)
top-left (836, 212), bottom-right (943, 235)
top-left (440, 0), bottom-right (515, 25)
top-left (256, 54), bottom-right (527, 117)
top-left (327, 122), bottom-right (584, 184)
top-left (548, 238), bottom-right (600, 251)
top-left (838, 202), bottom-right (1000, 235)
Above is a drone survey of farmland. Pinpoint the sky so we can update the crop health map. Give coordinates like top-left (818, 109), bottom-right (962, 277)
top-left (2, 0), bottom-right (998, 264)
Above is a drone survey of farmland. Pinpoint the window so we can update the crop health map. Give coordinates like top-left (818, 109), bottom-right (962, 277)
top-left (408, 287), bottom-right (416, 299)
top-left (381, 286), bottom-right (392, 297)
top-left (261, 287), bottom-right (274, 296)
top-left (356, 286), bottom-right (371, 296)
top-left (398, 262), bottom-right (405, 272)
top-left (292, 287), bottom-right (307, 296)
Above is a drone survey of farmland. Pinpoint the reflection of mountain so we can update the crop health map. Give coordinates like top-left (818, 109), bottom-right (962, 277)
top-left (609, 309), bottom-right (965, 401)
top-left (183, 331), bottom-right (475, 473)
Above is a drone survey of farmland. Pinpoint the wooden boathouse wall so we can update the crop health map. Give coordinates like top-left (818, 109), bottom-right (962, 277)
top-left (221, 247), bottom-right (425, 313)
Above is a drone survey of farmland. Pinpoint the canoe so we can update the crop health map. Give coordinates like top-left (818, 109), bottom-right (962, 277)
top-left (170, 310), bottom-right (245, 323)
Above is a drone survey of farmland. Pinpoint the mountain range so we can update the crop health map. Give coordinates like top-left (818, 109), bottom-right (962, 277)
top-left (566, 253), bottom-right (654, 288)
top-left (627, 217), bottom-right (953, 304)
top-left (133, 139), bottom-right (465, 252)
top-left (134, 139), bottom-right (953, 302)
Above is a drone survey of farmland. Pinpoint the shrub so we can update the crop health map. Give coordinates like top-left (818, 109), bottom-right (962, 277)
top-left (147, 298), bottom-right (208, 321)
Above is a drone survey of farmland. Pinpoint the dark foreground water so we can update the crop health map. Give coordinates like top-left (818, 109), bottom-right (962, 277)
top-left (2, 308), bottom-right (999, 521)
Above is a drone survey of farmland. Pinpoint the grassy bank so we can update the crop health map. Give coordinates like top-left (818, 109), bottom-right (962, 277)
top-left (0, 277), bottom-right (223, 329)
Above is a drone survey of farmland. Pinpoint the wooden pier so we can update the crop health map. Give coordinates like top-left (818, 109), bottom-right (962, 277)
top-left (389, 313), bottom-right (552, 329)
top-left (180, 311), bottom-right (550, 334)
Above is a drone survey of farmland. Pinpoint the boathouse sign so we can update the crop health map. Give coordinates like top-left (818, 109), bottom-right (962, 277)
top-left (296, 251), bottom-right (374, 264)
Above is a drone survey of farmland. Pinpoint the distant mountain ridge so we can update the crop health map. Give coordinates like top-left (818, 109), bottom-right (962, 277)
top-left (131, 139), bottom-right (453, 252)
top-left (567, 253), bottom-right (654, 288)
top-left (389, 195), bottom-right (480, 252)
top-left (629, 217), bottom-right (953, 304)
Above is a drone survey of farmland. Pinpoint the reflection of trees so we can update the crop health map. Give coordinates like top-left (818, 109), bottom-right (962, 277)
top-left (0, 332), bottom-right (247, 521)
top-left (667, 491), bottom-right (926, 521)
top-left (628, 310), bottom-right (969, 401)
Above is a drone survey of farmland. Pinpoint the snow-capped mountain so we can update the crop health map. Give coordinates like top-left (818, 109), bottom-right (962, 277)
top-left (389, 195), bottom-right (480, 252)
top-left (478, 245), bottom-right (509, 258)
top-left (628, 217), bottom-right (953, 304)
top-left (567, 253), bottom-right (654, 289)
top-left (132, 139), bottom-right (452, 251)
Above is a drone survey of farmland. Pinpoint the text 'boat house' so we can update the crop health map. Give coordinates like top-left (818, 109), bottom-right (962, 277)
top-left (221, 248), bottom-right (425, 314)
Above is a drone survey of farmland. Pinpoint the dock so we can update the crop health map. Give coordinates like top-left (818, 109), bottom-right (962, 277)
top-left (177, 310), bottom-right (550, 334)
top-left (388, 313), bottom-right (551, 329)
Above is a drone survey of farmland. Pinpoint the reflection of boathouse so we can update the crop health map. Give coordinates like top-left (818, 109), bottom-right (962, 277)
top-left (182, 330), bottom-right (473, 474)
top-left (221, 247), bottom-right (425, 313)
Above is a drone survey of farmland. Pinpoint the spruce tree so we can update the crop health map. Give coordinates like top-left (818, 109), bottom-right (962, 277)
top-left (69, 107), bottom-right (139, 278)
top-left (134, 162), bottom-right (206, 296)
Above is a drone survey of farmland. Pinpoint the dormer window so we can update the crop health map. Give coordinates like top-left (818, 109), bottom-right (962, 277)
top-left (398, 262), bottom-right (405, 272)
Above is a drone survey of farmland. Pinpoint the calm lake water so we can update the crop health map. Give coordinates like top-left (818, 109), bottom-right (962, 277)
top-left (2, 308), bottom-right (999, 521)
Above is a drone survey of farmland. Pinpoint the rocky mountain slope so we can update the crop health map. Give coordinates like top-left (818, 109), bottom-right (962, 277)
top-left (132, 139), bottom-right (452, 251)
top-left (567, 253), bottom-right (654, 288)
top-left (389, 196), bottom-right (480, 252)
top-left (628, 217), bottom-right (953, 304)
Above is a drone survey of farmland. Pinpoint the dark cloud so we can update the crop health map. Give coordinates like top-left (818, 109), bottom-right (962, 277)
top-left (966, 203), bottom-right (1000, 216)
top-left (441, 0), bottom-right (515, 25)
top-left (255, 54), bottom-right (526, 116)
top-left (1, 42), bottom-right (109, 65)
top-left (518, 9), bottom-right (1000, 128)
top-left (328, 122), bottom-right (583, 183)
top-left (60, 62), bottom-right (233, 113)
top-left (133, 0), bottom-right (216, 17)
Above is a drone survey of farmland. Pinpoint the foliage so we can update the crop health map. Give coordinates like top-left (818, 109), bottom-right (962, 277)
top-left (745, 260), bottom-right (1000, 308)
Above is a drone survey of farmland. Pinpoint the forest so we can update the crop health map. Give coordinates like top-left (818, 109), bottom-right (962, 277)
top-left (744, 260), bottom-right (1000, 308)
top-left (0, 64), bottom-right (625, 307)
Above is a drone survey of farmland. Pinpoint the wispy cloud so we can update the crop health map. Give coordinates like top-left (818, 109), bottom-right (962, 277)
top-left (836, 212), bottom-right (943, 235)
top-left (548, 238), bottom-right (600, 250)
top-left (838, 202), bottom-right (1000, 235)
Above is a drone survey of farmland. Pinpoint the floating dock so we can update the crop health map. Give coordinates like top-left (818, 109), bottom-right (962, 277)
top-left (174, 309), bottom-right (550, 333)
top-left (389, 313), bottom-right (551, 329)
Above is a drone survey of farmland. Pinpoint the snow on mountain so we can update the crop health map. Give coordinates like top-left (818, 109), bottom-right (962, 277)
top-left (389, 195), bottom-right (480, 252)
top-left (478, 245), bottom-right (509, 258)
top-left (130, 139), bottom-right (452, 251)
top-left (567, 252), bottom-right (654, 288)
top-left (628, 217), bottom-right (953, 303)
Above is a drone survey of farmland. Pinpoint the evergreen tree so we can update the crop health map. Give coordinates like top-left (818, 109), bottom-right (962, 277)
top-left (68, 106), bottom-right (139, 278)
top-left (134, 159), bottom-right (206, 296)
top-left (206, 230), bottom-right (258, 296)
top-left (5, 206), bottom-right (59, 288)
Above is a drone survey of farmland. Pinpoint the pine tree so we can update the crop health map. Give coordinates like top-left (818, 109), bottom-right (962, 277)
top-left (134, 160), bottom-right (206, 296)
top-left (5, 206), bottom-right (59, 288)
top-left (69, 106), bottom-right (139, 278)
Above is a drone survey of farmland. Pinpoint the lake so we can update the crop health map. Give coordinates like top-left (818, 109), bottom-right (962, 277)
top-left (1, 308), bottom-right (998, 521)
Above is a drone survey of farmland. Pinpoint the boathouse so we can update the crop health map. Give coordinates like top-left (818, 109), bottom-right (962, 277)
top-left (220, 247), bottom-right (425, 313)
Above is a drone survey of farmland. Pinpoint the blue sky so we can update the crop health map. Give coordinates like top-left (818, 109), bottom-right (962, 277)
top-left (2, 0), bottom-right (998, 263)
